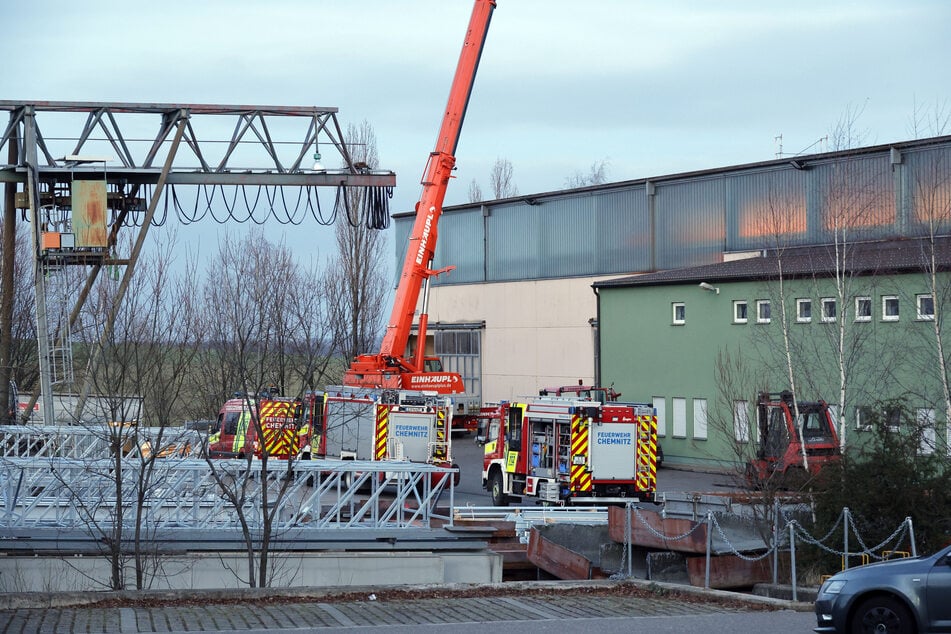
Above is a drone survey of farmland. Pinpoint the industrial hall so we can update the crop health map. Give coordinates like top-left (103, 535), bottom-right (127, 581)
top-left (395, 134), bottom-right (951, 469)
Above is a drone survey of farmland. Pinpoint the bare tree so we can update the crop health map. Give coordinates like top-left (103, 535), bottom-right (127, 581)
top-left (565, 159), bottom-right (610, 189)
top-left (750, 176), bottom-right (813, 469)
top-left (196, 229), bottom-right (332, 588)
top-left (908, 97), bottom-right (951, 140)
top-left (467, 178), bottom-right (483, 203)
top-left (122, 234), bottom-right (203, 589)
top-left (489, 157), bottom-right (518, 199)
top-left (818, 108), bottom-right (884, 452)
top-left (37, 232), bottom-right (203, 590)
top-left (907, 108), bottom-right (951, 445)
top-left (325, 121), bottom-right (388, 367)
top-left (0, 225), bottom-right (39, 421)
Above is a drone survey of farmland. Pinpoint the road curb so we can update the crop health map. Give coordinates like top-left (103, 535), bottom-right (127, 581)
top-left (0, 578), bottom-right (816, 612)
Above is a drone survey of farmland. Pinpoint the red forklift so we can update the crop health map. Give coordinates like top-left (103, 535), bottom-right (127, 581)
top-left (746, 390), bottom-right (841, 489)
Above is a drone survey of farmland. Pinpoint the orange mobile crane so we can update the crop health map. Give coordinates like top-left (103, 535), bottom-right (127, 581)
top-left (343, 0), bottom-right (495, 431)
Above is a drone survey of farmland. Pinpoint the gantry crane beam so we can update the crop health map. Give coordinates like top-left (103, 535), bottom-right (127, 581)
top-left (0, 100), bottom-right (396, 426)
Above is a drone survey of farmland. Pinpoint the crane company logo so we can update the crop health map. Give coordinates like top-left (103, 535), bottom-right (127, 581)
top-left (414, 207), bottom-right (436, 265)
top-left (410, 374), bottom-right (454, 385)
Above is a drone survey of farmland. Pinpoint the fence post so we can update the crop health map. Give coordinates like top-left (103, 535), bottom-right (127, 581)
top-left (789, 519), bottom-right (798, 602)
top-left (907, 516), bottom-right (917, 557)
top-left (843, 507), bottom-right (850, 571)
top-left (626, 502), bottom-right (633, 577)
top-left (704, 510), bottom-right (712, 590)
top-left (772, 497), bottom-right (780, 585)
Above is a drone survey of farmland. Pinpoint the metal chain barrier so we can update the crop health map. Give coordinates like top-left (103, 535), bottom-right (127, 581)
top-left (709, 514), bottom-right (777, 562)
top-left (846, 512), bottom-right (911, 561)
top-left (633, 506), bottom-right (707, 541)
top-left (784, 504), bottom-right (843, 544)
top-left (790, 512), bottom-right (911, 560)
top-left (610, 503), bottom-right (708, 581)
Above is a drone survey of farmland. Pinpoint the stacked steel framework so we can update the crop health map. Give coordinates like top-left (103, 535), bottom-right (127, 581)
top-left (0, 423), bottom-right (461, 552)
top-left (0, 457), bottom-right (453, 533)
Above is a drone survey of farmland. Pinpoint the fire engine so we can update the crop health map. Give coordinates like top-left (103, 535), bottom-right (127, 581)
top-left (479, 397), bottom-right (658, 506)
top-left (538, 383), bottom-right (664, 467)
top-left (208, 387), bottom-right (456, 475)
top-left (207, 390), bottom-right (306, 460)
top-left (312, 386), bottom-right (457, 481)
top-left (745, 390), bottom-right (841, 489)
top-left (342, 0), bottom-right (495, 435)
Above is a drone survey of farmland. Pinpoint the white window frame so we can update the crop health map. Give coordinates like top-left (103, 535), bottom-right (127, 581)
top-left (918, 408), bottom-right (936, 455)
top-left (733, 300), bottom-right (748, 324)
top-left (917, 294), bottom-right (935, 321)
top-left (855, 296), bottom-right (872, 322)
top-left (672, 397), bottom-right (687, 438)
top-left (796, 298), bottom-right (812, 323)
top-left (733, 400), bottom-right (750, 443)
top-left (855, 406), bottom-right (872, 431)
top-left (886, 406), bottom-right (901, 433)
top-left (882, 295), bottom-right (899, 322)
top-left (756, 300), bottom-right (771, 324)
top-left (821, 298), bottom-right (837, 323)
top-left (672, 302), bottom-right (686, 325)
top-left (693, 398), bottom-right (708, 440)
top-left (652, 397), bottom-right (667, 437)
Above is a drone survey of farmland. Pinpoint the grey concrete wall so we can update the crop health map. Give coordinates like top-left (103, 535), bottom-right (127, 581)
top-left (0, 551), bottom-right (502, 592)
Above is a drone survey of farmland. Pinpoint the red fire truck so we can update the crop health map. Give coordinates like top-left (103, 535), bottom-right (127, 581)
top-left (311, 386), bottom-right (456, 478)
top-left (208, 388), bottom-right (456, 480)
top-left (479, 397), bottom-right (658, 506)
top-left (206, 391), bottom-right (305, 460)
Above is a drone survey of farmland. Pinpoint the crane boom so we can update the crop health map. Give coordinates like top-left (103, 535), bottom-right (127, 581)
top-left (344, 0), bottom-right (495, 391)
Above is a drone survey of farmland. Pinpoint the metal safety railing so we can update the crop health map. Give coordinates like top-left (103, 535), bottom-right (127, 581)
top-left (0, 424), bottom-right (200, 461)
top-left (453, 505), bottom-right (610, 542)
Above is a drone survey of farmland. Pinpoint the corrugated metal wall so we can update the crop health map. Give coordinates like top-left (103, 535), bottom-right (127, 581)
top-left (482, 190), bottom-right (652, 281)
top-left (902, 145), bottom-right (951, 235)
top-left (654, 177), bottom-right (725, 269)
top-left (809, 154), bottom-right (894, 243)
top-left (726, 167), bottom-right (809, 251)
top-left (393, 139), bottom-right (951, 284)
top-left (431, 207), bottom-right (485, 284)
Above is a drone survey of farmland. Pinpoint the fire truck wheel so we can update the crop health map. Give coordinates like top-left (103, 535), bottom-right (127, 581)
top-left (451, 463), bottom-right (460, 487)
top-left (489, 470), bottom-right (506, 506)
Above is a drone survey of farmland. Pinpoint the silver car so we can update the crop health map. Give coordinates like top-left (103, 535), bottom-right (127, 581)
top-left (814, 543), bottom-right (951, 633)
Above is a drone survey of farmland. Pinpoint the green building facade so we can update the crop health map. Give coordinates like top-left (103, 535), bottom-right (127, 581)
top-left (595, 238), bottom-right (951, 470)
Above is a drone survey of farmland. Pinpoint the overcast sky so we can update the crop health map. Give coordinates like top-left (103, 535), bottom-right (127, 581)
top-left (5, 0), bottom-right (951, 268)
